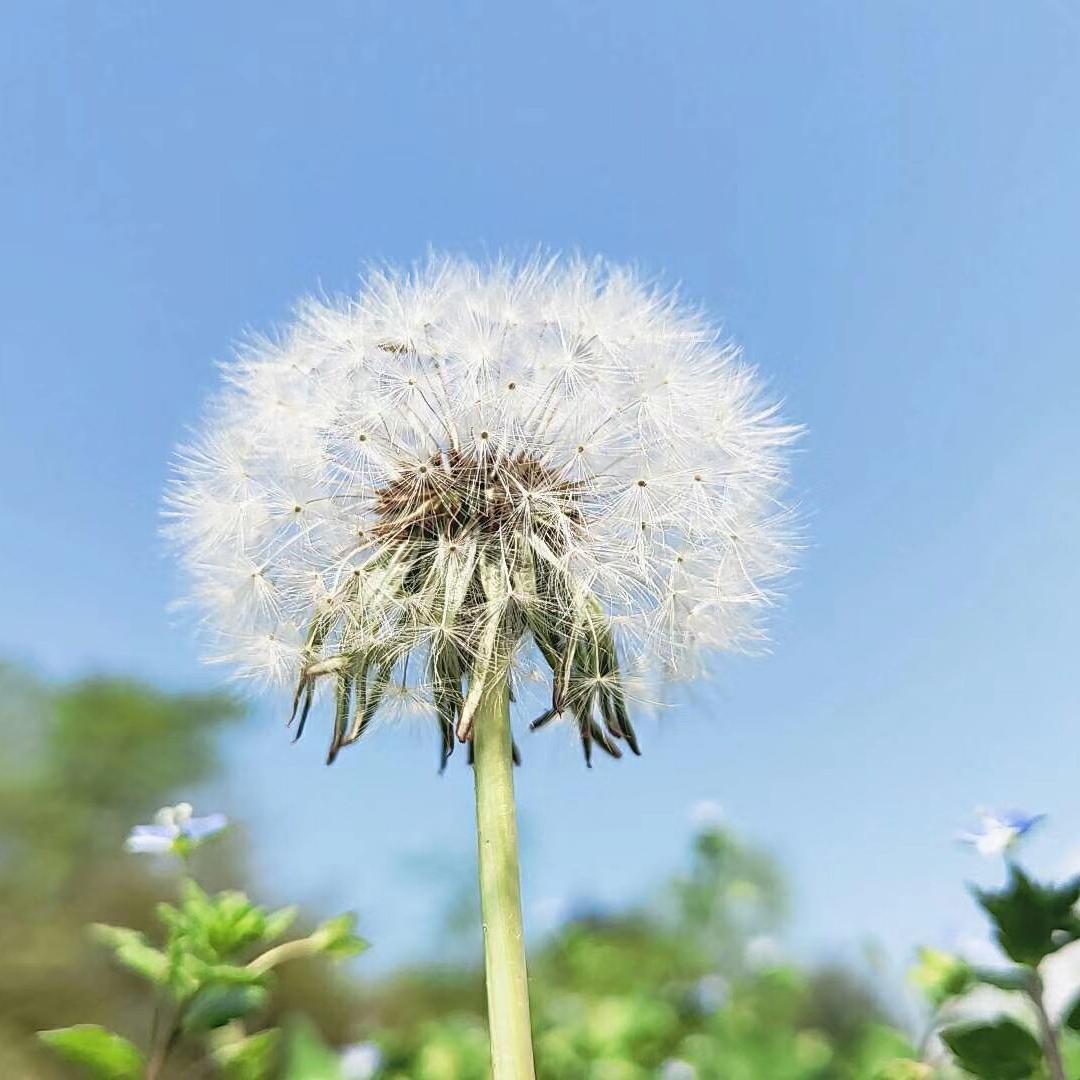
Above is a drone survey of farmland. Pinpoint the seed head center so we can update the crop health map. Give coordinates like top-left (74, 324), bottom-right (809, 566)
top-left (373, 447), bottom-right (582, 546)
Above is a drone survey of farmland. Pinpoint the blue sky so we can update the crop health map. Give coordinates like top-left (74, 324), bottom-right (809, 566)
top-left (3, 1), bottom-right (1079, 977)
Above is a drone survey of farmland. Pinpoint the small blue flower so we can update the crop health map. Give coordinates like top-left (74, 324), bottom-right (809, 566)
top-left (125, 803), bottom-right (228, 856)
top-left (693, 972), bottom-right (730, 1013)
top-left (958, 808), bottom-right (1044, 857)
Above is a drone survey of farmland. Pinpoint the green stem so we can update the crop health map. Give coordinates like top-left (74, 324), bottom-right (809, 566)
top-left (472, 673), bottom-right (536, 1079)
top-left (1028, 974), bottom-right (1067, 1080)
top-left (245, 936), bottom-right (320, 975)
top-left (146, 1015), bottom-right (182, 1080)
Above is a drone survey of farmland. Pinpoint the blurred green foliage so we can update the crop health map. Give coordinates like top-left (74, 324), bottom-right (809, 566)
top-left (370, 824), bottom-right (915, 1079)
top-left (907, 859), bottom-right (1080, 1080)
top-left (41, 874), bottom-right (366, 1079)
top-left (3, 661), bottom-right (924, 1077)
top-left (0, 664), bottom-right (361, 1078)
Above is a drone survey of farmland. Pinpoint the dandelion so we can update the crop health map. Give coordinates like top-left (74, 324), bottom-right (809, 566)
top-left (958, 809), bottom-right (1044, 857)
top-left (124, 803), bottom-right (228, 857)
top-left (166, 254), bottom-right (798, 1078)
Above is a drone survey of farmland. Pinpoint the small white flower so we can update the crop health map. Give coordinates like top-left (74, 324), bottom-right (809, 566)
top-left (124, 803), bottom-right (228, 855)
top-left (339, 1041), bottom-right (382, 1080)
top-left (660, 1060), bottom-right (697, 1080)
top-left (957, 809), bottom-right (1044, 857)
top-left (689, 799), bottom-right (725, 831)
top-left (744, 934), bottom-right (783, 970)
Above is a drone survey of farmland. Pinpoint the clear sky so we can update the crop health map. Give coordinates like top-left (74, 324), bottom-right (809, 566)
top-left (3, 1), bottom-right (1079, 977)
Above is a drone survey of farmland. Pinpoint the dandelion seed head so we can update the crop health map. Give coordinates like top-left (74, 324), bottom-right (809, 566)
top-left (167, 255), bottom-right (799, 763)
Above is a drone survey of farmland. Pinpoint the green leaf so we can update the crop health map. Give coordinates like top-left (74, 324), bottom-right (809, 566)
top-left (90, 924), bottom-right (169, 984)
top-left (156, 900), bottom-right (182, 933)
top-left (909, 947), bottom-right (975, 1006)
top-left (165, 940), bottom-right (203, 999)
top-left (1062, 1030), bottom-right (1080, 1077)
top-left (181, 984), bottom-right (269, 1033)
top-left (940, 1017), bottom-right (1042, 1079)
top-left (179, 876), bottom-right (214, 917)
top-left (196, 961), bottom-right (266, 986)
top-left (212, 1027), bottom-right (281, 1080)
top-left (974, 866), bottom-right (1080, 966)
top-left (853, 1023), bottom-right (920, 1073)
top-left (38, 1025), bottom-right (145, 1079)
top-left (205, 890), bottom-right (268, 954)
top-left (282, 1019), bottom-right (343, 1080)
top-left (310, 913), bottom-right (369, 960)
top-left (169, 882), bottom-right (272, 960)
top-left (263, 904), bottom-right (299, 942)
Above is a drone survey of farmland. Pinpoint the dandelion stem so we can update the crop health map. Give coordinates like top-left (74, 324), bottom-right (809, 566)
top-left (472, 673), bottom-right (536, 1079)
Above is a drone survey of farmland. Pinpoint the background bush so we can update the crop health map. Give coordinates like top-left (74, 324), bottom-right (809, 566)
top-left (0, 664), bottom-right (915, 1078)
